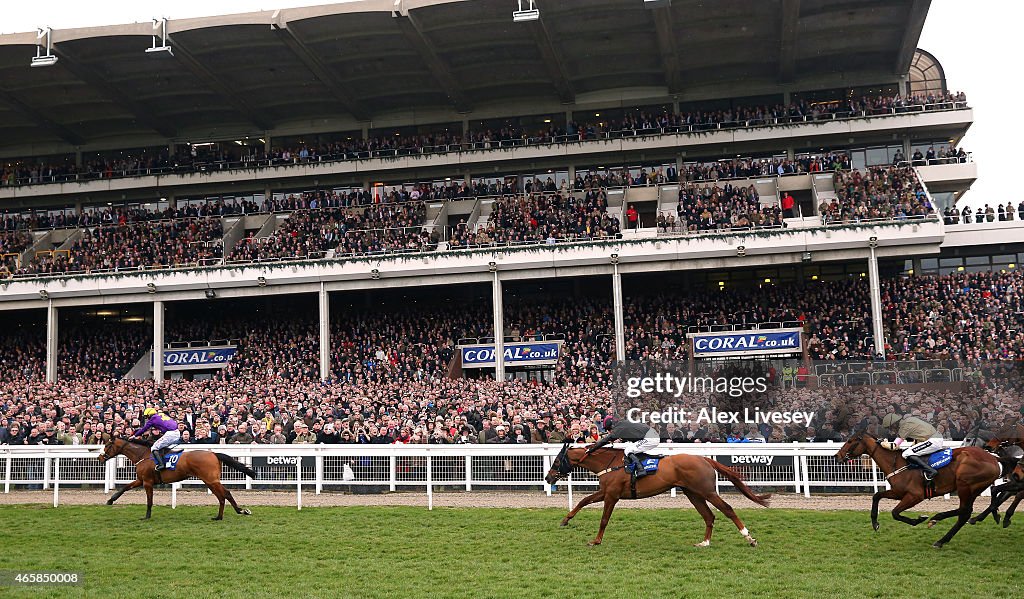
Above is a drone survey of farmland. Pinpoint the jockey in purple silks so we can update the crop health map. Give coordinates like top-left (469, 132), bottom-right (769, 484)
top-left (134, 408), bottom-right (180, 471)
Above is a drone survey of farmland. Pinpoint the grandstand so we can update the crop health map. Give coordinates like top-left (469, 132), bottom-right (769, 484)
top-left (2, 0), bottom-right (1017, 450)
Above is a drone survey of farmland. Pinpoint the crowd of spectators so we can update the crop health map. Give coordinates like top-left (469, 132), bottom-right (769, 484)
top-left (658, 182), bottom-right (784, 233)
top-left (449, 191), bottom-right (620, 247)
top-left (821, 165), bottom-right (934, 224)
top-left (0, 230), bottom-right (32, 277)
top-left (944, 202), bottom-right (1024, 225)
top-left (229, 202), bottom-right (434, 262)
top-left (1, 92), bottom-right (967, 189)
top-left (21, 218), bottom-right (223, 276)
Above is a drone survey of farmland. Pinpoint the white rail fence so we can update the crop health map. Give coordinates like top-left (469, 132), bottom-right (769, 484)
top-left (1, 442), bottom-right (968, 510)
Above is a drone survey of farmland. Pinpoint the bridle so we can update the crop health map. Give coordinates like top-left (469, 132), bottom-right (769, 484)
top-left (550, 445), bottom-right (620, 480)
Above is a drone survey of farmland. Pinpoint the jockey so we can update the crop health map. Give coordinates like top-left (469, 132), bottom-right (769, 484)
top-left (134, 407), bottom-right (181, 472)
top-left (880, 413), bottom-right (943, 481)
top-left (590, 415), bottom-right (660, 478)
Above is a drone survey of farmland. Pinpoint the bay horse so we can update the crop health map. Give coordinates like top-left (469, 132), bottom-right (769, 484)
top-left (968, 425), bottom-right (1024, 527)
top-left (97, 437), bottom-right (256, 520)
top-left (544, 442), bottom-right (770, 547)
top-left (835, 433), bottom-right (1000, 548)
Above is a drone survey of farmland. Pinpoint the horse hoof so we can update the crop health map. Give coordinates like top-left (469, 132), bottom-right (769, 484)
top-left (932, 542), bottom-right (943, 550)
top-left (106, 500), bottom-right (114, 506)
top-left (872, 522), bottom-right (879, 532)
top-left (749, 539), bottom-right (758, 548)
top-left (927, 520), bottom-right (936, 529)
top-left (1003, 519), bottom-right (1012, 529)
top-left (693, 540), bottom-right (710, 548)
top-left (212, 517), bottom-right (223, 521)
top-left (587, 541), bottom-right (601, 547)
top-left (240, 509), bottom-right (252, 516)
top-left (968, 519), bottom-right (977, 525)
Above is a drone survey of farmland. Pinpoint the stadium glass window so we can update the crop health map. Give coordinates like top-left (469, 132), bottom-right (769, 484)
top-left (865, 147), bottom-right (889, 166)
top-left (921, 258), bottom-right (939, 269)
top-left (849, 150), bottom-right (866, 170)
top-left (965, 256), bottom-right (990, 266)
top-left (939, 257), bottom-right (963, 268)
top-left (908, 49), bottom-right (947, 98)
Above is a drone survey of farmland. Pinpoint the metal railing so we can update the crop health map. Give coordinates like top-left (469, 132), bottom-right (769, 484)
top-left (0, 441), bottom-right (971, 509)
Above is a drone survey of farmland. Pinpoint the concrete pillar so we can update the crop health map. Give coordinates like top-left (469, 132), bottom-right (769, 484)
top-left (46, 302), bottom-right (58, 383)
top-left (786, 146), bottom-right (795, 161)
top-left (319, 284), bottom-right (331, 381)
top-left (74, 150), bottom-right (82, 168)
top-left (153, 301), bottom-right (165, 382)
top-left (264, 136), bottom-right (272, 155)
top-left (492, 270), bottom-right (505, 381)
top-left (612, 263), bottom-right (625, 362)
top-left (868, 246), bottom-right (886, 359)
top-left (902, 135), bottom-right (912, 164)
top-left (462, 118), bottom-right (470, 135)
top-left (783, 90), bottom-right (791, 105)
top-left (361, 123), bottom-right (369, 139)
top-left (166, 193), bottom-right (177, 210)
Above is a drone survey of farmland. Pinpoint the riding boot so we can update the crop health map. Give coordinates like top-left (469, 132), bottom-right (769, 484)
top-left (627, 454), bottom-right (647, 477)
top-left (907, 455), bottom-right (937, 480)
top-left (152, 450), bottom-right (164, 471)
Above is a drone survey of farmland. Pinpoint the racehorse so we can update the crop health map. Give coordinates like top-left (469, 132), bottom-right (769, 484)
top-left (97, 437), bottom-right (256, 520)
top-left (544, 442), bottom-right (770, 547)
top-left (835, 433), bottom-right (1001, 548)
top-left (968, 425), bottom-right (1024, 527)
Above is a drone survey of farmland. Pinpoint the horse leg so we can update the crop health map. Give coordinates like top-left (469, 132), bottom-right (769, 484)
top-left (207, 480), bottom-right (227, 520)
top-left (932, 483), bottom-right (980, 549)
top-left (224, 490), bottom-right (250, 515)
top-left (970, 490), bottom-right (1010, 525)
top-left (926, 507), bottom-right (963, 528)
top-left (1002, 491), bottom-right (1024, 529)
top-left (871, 489), bottom-right (901, 531)
top-left (142, 480), bottom-right (154, 520)
top-left (561, 489), bottom-right (604, 527)
top-left (108, 479), bottom-right (142, 505)
top-left (890, 494), bottom-right (928, 526)
top-left (705, 493), bottom-right (757, 547)
top-left (588, 495), bottom-right (620, 546)
top-left (682, 490), bottom-right (715, 547)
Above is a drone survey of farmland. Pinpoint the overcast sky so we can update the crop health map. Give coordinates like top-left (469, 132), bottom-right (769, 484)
top-left (0, 1), bottom-right (1012, 208)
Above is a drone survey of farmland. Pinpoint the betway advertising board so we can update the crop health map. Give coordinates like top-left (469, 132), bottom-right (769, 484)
top-left (687, 328), bottom-right (802, 358)
top-left (459, 340), bottom-right (563, 368)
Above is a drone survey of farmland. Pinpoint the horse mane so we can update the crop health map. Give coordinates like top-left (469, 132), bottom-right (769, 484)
top-left (120, 437), bottom-right (153, 447)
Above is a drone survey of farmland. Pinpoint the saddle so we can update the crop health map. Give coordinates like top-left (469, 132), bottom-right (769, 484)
top-left (906, 448), bottom-right (953, 471)
top-left (155, 449), bottom-right (184, 471)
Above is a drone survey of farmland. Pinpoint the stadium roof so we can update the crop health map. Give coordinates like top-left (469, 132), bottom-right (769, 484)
top-left (0, 0), bottom-right (931, 151)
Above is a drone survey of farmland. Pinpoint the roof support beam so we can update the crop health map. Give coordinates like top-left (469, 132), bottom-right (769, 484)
top-left (895, 0), bottom-right (930, 75)
top-left (526, 10), bottom-right (574, 105)
top-left (778, 0), bottom-right (800, 82)
top-left (650, 6), bottom-right (683, 95)
top-left (271, 13), bottom-right (370, 121)
top-left (167, 35), bottom-right (274, 131)
top-left (0, 89), bottom-right (83, 146)
top-left (394, 12), bottom-right (470, 113)
top-left (51, 45), bottom-right (176, 139)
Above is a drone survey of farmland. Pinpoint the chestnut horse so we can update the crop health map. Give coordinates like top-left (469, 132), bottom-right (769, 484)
top-left (544, 442), bottom-right (770, 547)
top-left (97, 438), bottom-right (256, 520)
top-left (835, 433), bottom-right (1000, 548)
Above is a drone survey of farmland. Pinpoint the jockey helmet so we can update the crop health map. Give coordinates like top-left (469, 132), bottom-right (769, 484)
top-left (881, 413), bottom-right (901, 429)
top-left (603, 415), bottom-right (615, 431)
top-left (144, 407), bottom-right (157, 417)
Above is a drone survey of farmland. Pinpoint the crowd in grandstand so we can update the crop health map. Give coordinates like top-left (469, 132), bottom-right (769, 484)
top-left (821, 165), bottom-right (934, 223)
top-left (1, 92), bottom-right (967, 188)
top-left (944, 202), bottom-right (1024, 225)
top-left (658, 182), bottom-right (784, 233)
top-left (2, 266), bottom-right (1022, 446)
top-left (448, 191), bottom-right (620, 247)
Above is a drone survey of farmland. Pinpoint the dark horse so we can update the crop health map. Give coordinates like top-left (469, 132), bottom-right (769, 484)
top-left (97, 437), bottom-right (256, 520)
top-left (969, 425), bottom-right (1024, 527)
top-left (544, 442), bottom-right (770, 547)
top-left (835, 433), bottom-right (1000, 548)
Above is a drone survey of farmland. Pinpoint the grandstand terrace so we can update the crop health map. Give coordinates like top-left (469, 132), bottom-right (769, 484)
top-left (1, 0), bottom-right (1017, 449)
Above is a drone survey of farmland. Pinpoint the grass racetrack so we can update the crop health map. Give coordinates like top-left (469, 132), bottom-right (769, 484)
top-left (1, 503), bottom-right (1022, 598)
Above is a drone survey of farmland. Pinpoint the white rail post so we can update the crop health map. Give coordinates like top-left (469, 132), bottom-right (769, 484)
top-left (389, 455), bottom-right (397, 492)
top-left (792, 443), bottom-right (802, 494)
top-left (296, 460), bottom-right (302, 511)
top-left (43, 453), bottom-right (51, 490)
top-left (4, 452), bottom-right (11, 493)
top-left (543, 454), bottom-right (552, 497)
top-left (426, 453), bottom-right (433, 511)
top-left (871, 462), bottom-right (879, 493)
top-left (172, 483), bottom-right (178, 509)
top-left (465, 455), bottom-right (472, 492)
top-left (567, 473), bottom-right (573, 509)
top-left (802, 454), bottom-right (811, 498)
top-left (315, 454), bottom-right (323, 495)
top-left (52, 457), bottom-right (60, 508)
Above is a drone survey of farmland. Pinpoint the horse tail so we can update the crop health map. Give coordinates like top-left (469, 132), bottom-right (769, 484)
top-left (215, 453), bottom-right (257, 479)
top-left (704, 457), bottom-right (772, 507)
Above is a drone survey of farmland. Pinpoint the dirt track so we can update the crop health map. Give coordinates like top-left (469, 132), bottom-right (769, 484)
top-left (0, 488), bottom-right (968, 512)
